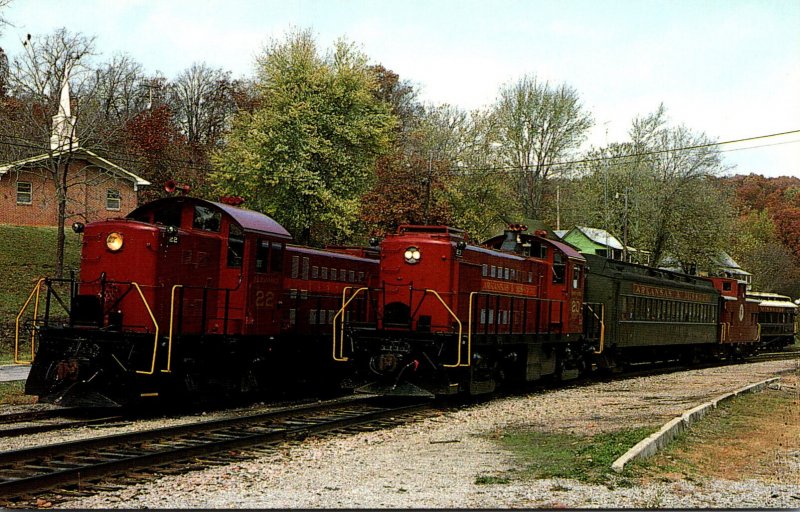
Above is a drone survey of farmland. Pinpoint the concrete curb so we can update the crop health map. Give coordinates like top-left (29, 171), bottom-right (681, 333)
top-left (611, 376), bottom-right (780, 473)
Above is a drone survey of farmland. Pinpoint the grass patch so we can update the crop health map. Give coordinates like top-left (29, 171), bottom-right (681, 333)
top-left (628, 377), bottom-right (800, 483)
top-left (487, 426), bottom-right (657, 487)
top-left (0, 224), bottom-right (81, 361)
top-left (0, 381), bottom-right (36, 406)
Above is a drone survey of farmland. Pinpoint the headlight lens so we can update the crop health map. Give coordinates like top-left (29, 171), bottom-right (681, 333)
top-left (404, 247), bottom-right (421, 264)
top-left (106, 232), bottom-right (124, 251)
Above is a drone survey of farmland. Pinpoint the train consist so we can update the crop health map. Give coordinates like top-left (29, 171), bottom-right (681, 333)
top-left (336, 225), bottom-right (782, 397)
top-left (19, 194), bottom-right (377, 407)
top-left (16, 193), bottom-right (797, 406)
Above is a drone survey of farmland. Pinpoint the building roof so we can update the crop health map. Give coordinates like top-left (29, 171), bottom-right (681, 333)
top-left (0, 147), bottom-right (150, 187)
top-left (571, 226), bottom-right (625, 250)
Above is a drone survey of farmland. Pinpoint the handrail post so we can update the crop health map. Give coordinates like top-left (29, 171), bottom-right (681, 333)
top-left (164, 284), bottom-right (183, 374)
top-left (15, 278), bottom-right (45, 365)
top-left (132, 282), bottom-right (160, 375)
top-left (332, 287), bottom-right (369, 362)
top-left (425, 289), bottom-right (463, 368)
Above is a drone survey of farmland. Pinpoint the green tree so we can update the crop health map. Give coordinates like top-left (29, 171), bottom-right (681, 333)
top-left (212, 30), bottom-right (395, 245)
top-left (492, 74), bottom-right (593, 220)
top-left (567, 105), bottom-right (734, 270)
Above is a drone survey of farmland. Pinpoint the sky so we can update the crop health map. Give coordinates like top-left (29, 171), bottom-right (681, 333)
top-left (1, 0), bottom-right (799, 177)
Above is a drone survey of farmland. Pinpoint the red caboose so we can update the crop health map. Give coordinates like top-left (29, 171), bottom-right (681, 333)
top-left (339, 225), bottom-right (597, 397)
top-left (704, 277), bottom-right (759, 355)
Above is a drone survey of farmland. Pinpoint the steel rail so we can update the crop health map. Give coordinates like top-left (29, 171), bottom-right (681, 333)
top-left (0, 396), bottom-right (429, 501)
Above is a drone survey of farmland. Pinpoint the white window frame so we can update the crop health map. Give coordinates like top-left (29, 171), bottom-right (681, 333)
top-left (106, 189), bottom-right (121, 210)
top-left (16, 181), bottom-right (32, 205)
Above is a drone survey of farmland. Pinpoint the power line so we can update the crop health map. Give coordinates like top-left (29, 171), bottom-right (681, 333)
top-left (1, 128), bottom-right (798, 180)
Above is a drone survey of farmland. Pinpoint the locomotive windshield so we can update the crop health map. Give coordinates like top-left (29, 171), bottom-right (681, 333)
top-left (193, 205), bottom-right (221, 232)
top-left (153, 204), bottom-right (182, 227)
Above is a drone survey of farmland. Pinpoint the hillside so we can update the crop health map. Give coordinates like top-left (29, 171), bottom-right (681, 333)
top-left (0, 225), bottom-right (81, 354)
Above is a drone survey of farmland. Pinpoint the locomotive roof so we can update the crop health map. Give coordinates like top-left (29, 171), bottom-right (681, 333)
top-left (128, 197), bottom-right (292, 239)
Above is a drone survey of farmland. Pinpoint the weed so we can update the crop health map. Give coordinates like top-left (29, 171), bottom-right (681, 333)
top-left (474, 474), bottom-right (511, 485)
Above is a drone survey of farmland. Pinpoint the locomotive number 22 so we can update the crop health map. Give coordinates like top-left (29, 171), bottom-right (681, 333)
top-left (255, 291), bottom-right (275, 308)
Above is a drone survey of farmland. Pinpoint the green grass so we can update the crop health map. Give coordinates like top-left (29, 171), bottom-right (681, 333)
top-left (480, 426), bottom-right (657, 487)
top-left (627, 380), bottom-right (799, 481)
top-left (0, 225), bottom-right (81, 358)
top-left (0, 381), bottom-right (36, 405)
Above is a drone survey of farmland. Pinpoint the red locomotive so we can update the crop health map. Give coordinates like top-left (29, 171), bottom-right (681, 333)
top-left (337, 225), bottom-right (763, 397)
top-left (19, 194), bottom-right (377, 407)
top-left (336, 225), bottom-right (601, 397)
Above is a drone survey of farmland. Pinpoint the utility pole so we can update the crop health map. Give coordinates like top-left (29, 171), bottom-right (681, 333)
top-left (424, 153), bottom-right (433, 224)
top-left (556, 184), bottom-right (560, 231)
top-left (622, 187), bottom-right (629, 262)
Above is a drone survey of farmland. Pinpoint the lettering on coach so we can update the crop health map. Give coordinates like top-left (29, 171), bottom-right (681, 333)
top-left (632, 283), bottom-right (713, 303)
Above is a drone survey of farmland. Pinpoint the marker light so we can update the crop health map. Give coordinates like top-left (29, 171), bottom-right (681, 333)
top-left (404, 247), bottom-right (421, 264)
top-left (106, 232), bottom-right (124, 251)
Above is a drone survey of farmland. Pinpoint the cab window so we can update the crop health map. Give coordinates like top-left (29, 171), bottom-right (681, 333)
top-left (193, 205), bottom-right (221, 232)
top-left (553, 253), bottom-right (566, 284)
top-left (227, 224), bottom-right (244, 268)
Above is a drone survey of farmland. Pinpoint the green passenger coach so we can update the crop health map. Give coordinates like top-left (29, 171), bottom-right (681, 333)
top-left (583, 253), bottom-right (721, 366)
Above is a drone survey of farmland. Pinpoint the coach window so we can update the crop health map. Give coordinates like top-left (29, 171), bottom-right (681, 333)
top-left (572, 265), bottom-right (582, 289)
top-left (227, 224), bottom-right (244, 268)
top-left (193, 205), bottom-right (221, 232)
top-left (16, 181), bottom-right (32, 205)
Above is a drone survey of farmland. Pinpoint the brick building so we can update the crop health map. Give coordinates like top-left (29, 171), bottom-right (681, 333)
top-left (0, 63), bottom-right (149, 227)
top-left (0, 149), bottom-right (150, 226)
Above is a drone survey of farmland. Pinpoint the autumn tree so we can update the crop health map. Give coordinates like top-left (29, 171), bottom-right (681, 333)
top-left (492, 74), bottom-right (593, 220)
top-left (212, 30), bottom-right (395, 245)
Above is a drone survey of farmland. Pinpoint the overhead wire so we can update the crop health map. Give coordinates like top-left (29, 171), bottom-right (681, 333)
top-left (0, 129), bottom-right (798, 182)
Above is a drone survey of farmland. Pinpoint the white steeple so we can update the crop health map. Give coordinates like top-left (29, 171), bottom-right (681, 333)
top-left (50, 62), bottom-right (78, 151)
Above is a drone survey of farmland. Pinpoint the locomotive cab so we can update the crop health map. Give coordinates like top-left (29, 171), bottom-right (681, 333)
top-left (25, 196), bottom-right (294, 407)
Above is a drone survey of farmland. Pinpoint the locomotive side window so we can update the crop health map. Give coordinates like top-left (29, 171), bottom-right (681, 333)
top-left (553, 253), bottom-right (566, 284)
top-left (227, 224), bottom-right (244, 268)
top-left (193, 205), bottom-right (221, 232)
top-left (152, 204), bottom-right (182, 226)
top-left (270, 243), bottom-right (284, 272)
top-left (256, 241), bottom-right (269, 272)
top-left (573, 265), bottom-right (582, 289)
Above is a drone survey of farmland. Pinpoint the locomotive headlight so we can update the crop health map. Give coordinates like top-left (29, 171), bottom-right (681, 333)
top-left (106, 232), bottom-right (124, 251)
top-left (404, 247), bottom-right (421, 264)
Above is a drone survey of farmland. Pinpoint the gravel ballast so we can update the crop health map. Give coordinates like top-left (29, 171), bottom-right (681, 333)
top-left (51, 359), bottom-right (800, 509)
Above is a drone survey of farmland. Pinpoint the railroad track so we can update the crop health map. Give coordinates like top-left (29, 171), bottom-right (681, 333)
top-left (0, 408), bottom-right (125, 439)
top-left (0, 395), bottom-right (431, 508)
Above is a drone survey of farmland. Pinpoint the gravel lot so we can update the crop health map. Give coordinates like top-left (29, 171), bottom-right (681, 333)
top-left (39, 358), bottom-right (800, 508)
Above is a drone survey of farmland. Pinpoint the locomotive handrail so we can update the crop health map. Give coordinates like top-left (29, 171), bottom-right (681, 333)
top-left (14, 278), bottom-right (46, 364)
top-left (165, 284), bottom-right (184, 374)
top-left (426, 289), bottom-right (464, 368)
top-left (332, 287), bottom-right (369, 362)
top-left (584, 302), bottom-right (606, 355)
top-left (131, 282), bottom-right (161, 375)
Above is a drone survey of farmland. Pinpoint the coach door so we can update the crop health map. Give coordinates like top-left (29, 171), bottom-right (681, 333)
top-left (248, 239), bottom-right (284, 336)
